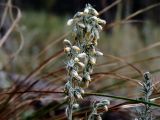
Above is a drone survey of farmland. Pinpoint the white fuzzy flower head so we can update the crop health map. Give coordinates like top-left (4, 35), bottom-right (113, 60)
top-left (95, 51), bottom-right (103, 56)
top-left (85, 81), bottom-right (90, 87)
top-left (103, 105), bottom-right (108, 112)
top-left (71, 69), bottom-right (82, 81)
top-left (74, 57), bottom-right (79, 62)
top-left (77, 62), bottom-right (85, 68)
top-left (74, 12), bottom-right (84, 18)
top-left (84, 8), bottom-right (89, 14)
top-left (95, 29), bottom-right (100, 39)
top-left (74, 91), bottom-right (83, 99)
top-left (64, 47), bottom-right (71, 53)
top-left (97, 25), bottom-right (103, 31)
top-left (84, 4), bottom-right (99, 16)
top-left (80, 88), bottom-right (85, 94)
top-left (71, 70), bottom-right (78, 77)
top-left (71, 69), bottom-right (78, 77)
top-left (92, 9), bottom-right (99, 16)
top-left (84, 73), bottom-right (91, 81)
top-left (67, 19), bottom-right (74, 26)
top-left (92, 16), bottom-right (98, 20)
top-left (97, 19), bottom-right (106, 25)
top-left (102, 100), bottom-right (110, 105)
top-left (72, 46), bottom-right (81, 52)
top-left (96, 115), bottom-right (102, 120)
top-left (63, 39), bottom-right (72, 46)
top-left (78, 53), bottom-right (86, 58)
top-left (90, 57), bottom-right (96, 65)
top-left (86, 75), bottom-right (91, 81)
top-left (91, 16), bottom-right (106, 25)
top-left (73, 103), bottom-right (79, 109)
top-left (76, 75), bottom-right (82, 81)
top-left (78, 23), bottom-right (85, 28)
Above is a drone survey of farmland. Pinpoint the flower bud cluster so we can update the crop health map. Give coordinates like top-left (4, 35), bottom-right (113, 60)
top-left (67, 4), bottom-right (105, 88)
top-left (88, 100), bottom-right (110, 120)
top-left (63, 39), bottom-right (84, 100)
top-left (137, 72), bottom-right (153, 120)
top-left (64, 4), bottom-right (106, 120)
top-left (64, 38), bottom-right (85, 120)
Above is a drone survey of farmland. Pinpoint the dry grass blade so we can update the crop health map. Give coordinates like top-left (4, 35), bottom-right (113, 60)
top-left (23, 50), bottom-right (63, 82)
top-left (92, 72), bottom-right (142, 86)
top-left (8, 0), bottom-right (24, 60)
top-left (123, 41), bottom-right (160, 58)
top-left (40, 67), bottom-right (65, 80)
top-left (1, 100), bottom-right (33, 120)
top-left (124, 2), bottom-right (160, 21)
top-left (0, 79), bottom-right (39, 113)
top-left (104, 2), bottom-right (160, 31)
top-left (0, 50), bottom-right (64, 108)
top-left (0, 3), bottom-right (22, 47)
top-left (97, 55), bottom-right (160, 70)
top-left (0, 90), bottom-right (63, 95)
top-left (36, 32), bottom-right (69, 58)
top-left (0, 0), bottom-right (9, 28)
top-left (98, 0), bottom-right (121, 16)
top-left (104, 54), bottom-right (143, 75)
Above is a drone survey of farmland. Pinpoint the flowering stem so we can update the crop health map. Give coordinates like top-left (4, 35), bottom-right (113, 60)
top-left (63, 4), bottom-right (106, 120)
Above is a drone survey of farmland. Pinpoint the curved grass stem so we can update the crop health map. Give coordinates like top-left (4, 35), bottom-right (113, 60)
top-left (84, 92), bottom-right (160, 107)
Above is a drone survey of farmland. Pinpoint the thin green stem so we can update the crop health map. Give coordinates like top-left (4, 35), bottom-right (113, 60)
top-left (84, 92), bottom-right (160, 107)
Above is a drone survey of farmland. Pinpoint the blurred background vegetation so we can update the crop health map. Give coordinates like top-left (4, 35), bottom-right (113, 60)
top-left (0, 0), bottom-right (160, 119)
top-left (0, 0), bottom-right (159, 73)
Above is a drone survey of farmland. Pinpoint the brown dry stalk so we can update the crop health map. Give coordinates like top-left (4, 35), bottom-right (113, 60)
top-left (92, 72), bottom-right (141, 85)
top-left (104, 54), bottom-right (143, 75)
top-left (0, 3), bottom-right (22, 47)
top-left (8, 0), bottom-right (24, 60)
top-left (23, 50), bottom-right (63, 82)
top-left (36, 32), bottom-right (70, 58)
top-left (104, 2), bottom-right (160, 30)
top-left (98, 0), bottom-right (121, 15)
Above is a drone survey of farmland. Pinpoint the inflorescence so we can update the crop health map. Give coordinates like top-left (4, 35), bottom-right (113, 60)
top-left (137, 72), bottom-right (153, 120)
top-left (63, 4), bottom-right (108, 120)
top-left (88, 100), bottom-right (110, 120)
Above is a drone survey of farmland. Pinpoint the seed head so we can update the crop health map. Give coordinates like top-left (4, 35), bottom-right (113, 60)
top-left (67, 19), bottom-right (74, 26)
top-left (98, 19), bottom-right (106, 25)
top-left (77, 62), bottom-right (85, 68)
top-left (74, 12), bottom-right (83, 18)
top-left (63, 39), bottom-right (72, 46)
top-left (84, 8), bottom-right (89, 14)
top-left (97, 25), bottom-right (103, 31)
top-left (73, 103), bottom-right (79, 109)
top-left (78, 53), bottom-right (86, 58)
top-left (74, 91), bottom-right (83, 99)
top-left (74, 57), bottom-right (79, 62)
top-left (144, 72), bottom-right (151, 80)
top-left (95, 51), bottom-right (103, 56)
top-left (64, 47), bottom-right (71, 53)
top-left (72, 46), bottom-right (81, 52)
top-left (84, 73), bottom-right (91, 81)
top-left (78, 23), bottom-right (85, 28)
top-left (103, 105), bottom-right (108, 112)
top-left (90, 57), bottom-right (96, 65)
